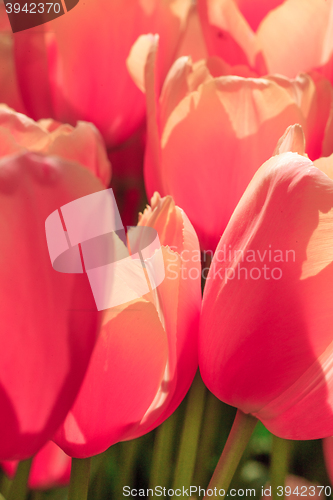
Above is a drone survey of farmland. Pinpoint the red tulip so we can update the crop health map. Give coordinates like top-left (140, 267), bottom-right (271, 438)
top-left (128, 35), bottom-right (333, 250)
top-left (197, 0), bottom-right (333, 82)
top-left (13, 0), bottom-right (191, 147)
top-left (0, 108), bottom-right (112, 460)
top-left (1, 441), bottom-right (71, 490)
top-left (199, 125), bottom-right (333, 439)
top-left (54, 193), bottom-right (201, 458)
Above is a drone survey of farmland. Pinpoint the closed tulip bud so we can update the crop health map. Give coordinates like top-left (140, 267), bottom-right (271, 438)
top-left (1, 441), bottom-right (71, 490)
top-left (54, 193), bottom-right (201, 458)
top-left (199, 126), bottom-right (333, 439)
top-left (128, 35), bottom-right (333, 250)
top-left (0, 108), bottom-right (111, 460)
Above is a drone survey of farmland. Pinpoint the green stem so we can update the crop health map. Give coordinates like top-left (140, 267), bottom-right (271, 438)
top-left (150, 410), bottom-right (178, 489)
top-left (7, 458), bottom-right (32, 500)
top-left (271, 435), bottom-right (292, 500)
top-left (89, 451), bottom-right (108, 500)
top-left (114, 439), bottom-right (140, 497)
top-left (172, 371), bottom-right (206, 491)
top-left (204, 410), bottom-right (257, 499)
top-left (31, 490), bottom-right (44, 500)
top-left (0, 468), bottom-right (12, 498)
top-left (194, 391), bottom-right (223, 488)
top-left (68, 457), bottom-right (91, 500)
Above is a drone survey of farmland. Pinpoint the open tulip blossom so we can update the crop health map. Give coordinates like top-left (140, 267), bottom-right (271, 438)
top-left (128, 34), bottom-right (333, 251)
top-left (1, 1), bottom-right (333, 500)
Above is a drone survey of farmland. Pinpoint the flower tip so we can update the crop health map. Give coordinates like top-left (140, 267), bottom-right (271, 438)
top-left (126, 33), bottom-right (160, 93)
top-left (274, 124), bottom-right (307, 156)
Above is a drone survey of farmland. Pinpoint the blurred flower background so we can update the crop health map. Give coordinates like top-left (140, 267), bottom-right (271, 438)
top-left (0, 0), bottom-right (333, 499)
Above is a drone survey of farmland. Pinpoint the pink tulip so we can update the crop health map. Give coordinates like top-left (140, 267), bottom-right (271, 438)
top-left (128, 35), bottom-right (333, 250)
top-left (54, 193), bottom-right (201, 458)
top-left (199, 125), bottom-right (333, 439)
top-left (13, 0), bottom-right (191, 147)
top-left (0, 104), bottom-right (111, 187)
top-left (1, 441), bottom-right (71, 490)
top-left (197, 0), bottom-right (333, 82)
top-left (0, 108), bottom-right (112, 460)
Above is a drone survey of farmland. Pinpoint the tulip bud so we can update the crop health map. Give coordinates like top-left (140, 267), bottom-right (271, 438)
top-left (200, 130), bottom-right (333, 439)
top-left (54, 193), bottom-right (201, 458)
top-left (1, 441), bottom-right (71, 490)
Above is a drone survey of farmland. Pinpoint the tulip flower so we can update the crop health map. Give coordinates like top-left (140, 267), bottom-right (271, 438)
top-left (0, 108), bottom-right (112, 460)
top-left (197, 0), bottom-right (333, 82)
top-left (128, 34), bottom-right (333, 250)
top-left (0, 104), bottom-right (111, 187)
top-left (54, 193), bottom-right (201, 458)
top-left (13, 0), bottom-right (191, 147)
top-left (1, 441), bottom-right (71, 490)
top-left (199, 125), bottom-right (333, 439)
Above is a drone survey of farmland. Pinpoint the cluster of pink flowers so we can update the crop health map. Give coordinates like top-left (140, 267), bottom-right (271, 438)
top-left (0, 0), bottom-right (333, 493)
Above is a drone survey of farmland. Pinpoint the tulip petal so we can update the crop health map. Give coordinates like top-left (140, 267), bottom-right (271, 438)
top-left (274, 124), bottom-right (306, 156)
top-left (0, 152), bottom-right (104, 459)
top-left (160, 76), bottom-right (308, 249)
top-left (0, 106), bottom-right (111, 186)
top-left (129, 199), bottom-right (201, 437)
top-left (258, 0), bottom-right (333, 77)
top-left (54, 299), bottom-right (168, 458)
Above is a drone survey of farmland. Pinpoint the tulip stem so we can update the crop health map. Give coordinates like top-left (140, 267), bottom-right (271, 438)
top-left (68, 457), bottom-right (91, 500)
top-left (193, 391), bottom-right (224, 488)
top-left (7, 457), bottom-right (32, 500)
top-left (172, 371), bottom-right (206, 491)
top-left (0, 468), bottom-right (12, 498)
top-left (203, 410), bottom-right (257, 498)
top-left (271, 435), bottom-right (292, 500)
top-left (150, 410), bottom-right (178, 489)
